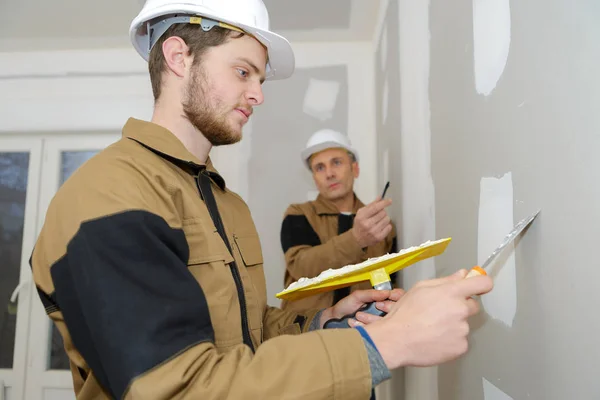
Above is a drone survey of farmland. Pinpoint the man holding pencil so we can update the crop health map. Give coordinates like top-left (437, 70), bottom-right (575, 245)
top-left (280, 128), bottom-right (397, 313)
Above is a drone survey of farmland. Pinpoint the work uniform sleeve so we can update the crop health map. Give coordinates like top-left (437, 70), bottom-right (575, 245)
top-left (280, 205), bottom-right (365, 281)
top-left (32, 159), bottom-right (373, 400)
top-left (262, 305), bottom-right (321, 339)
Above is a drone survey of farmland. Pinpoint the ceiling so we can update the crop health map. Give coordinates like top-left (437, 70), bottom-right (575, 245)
top-left (0, 0), bottom-right (381, 52)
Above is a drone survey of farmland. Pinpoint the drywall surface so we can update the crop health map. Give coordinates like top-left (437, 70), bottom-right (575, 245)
top-left (376, 0), bottom-right (402, 220)
top-left (382, 0), bottom-right (443, 398)
top-left (428, 0), bottom-right (600, 398)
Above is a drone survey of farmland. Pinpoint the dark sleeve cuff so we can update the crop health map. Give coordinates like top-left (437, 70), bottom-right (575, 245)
top-left (363, 337), bottom-right (391, 387)
top-left (308, 309), bottom-right (324, 331)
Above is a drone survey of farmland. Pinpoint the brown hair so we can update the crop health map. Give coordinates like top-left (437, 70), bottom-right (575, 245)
top-left (148, 23), bottom-right (239, 101)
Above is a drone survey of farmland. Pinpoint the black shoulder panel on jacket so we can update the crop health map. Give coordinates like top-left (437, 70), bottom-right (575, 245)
top-left (280, 214), bottom-right (321, 253)
top-left (50, 210), bottom-right (214, 399)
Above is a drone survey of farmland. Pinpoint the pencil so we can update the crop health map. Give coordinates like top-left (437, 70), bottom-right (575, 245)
top-left (381, 181), bottom-right (390, 199)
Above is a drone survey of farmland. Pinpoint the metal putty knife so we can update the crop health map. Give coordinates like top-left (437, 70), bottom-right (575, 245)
top-left (467, 209), bottom-right (540, 278)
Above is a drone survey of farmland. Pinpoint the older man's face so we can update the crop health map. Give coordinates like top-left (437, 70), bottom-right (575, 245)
top-left (309, 148), bottom-right (359, 203)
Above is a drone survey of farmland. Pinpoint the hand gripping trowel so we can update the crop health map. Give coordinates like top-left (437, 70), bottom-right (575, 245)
top-left (276, 237), bottom-right (452, 329)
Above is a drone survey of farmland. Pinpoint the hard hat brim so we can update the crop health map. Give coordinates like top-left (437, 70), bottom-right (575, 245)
top-left (301, 141), bottom-right (360, 169)
top-left (129, 4), bottom-right (295, 80)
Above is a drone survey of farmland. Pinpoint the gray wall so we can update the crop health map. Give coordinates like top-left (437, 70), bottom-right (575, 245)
top-left (426, 0), bottom-right (600, 399)
top-left (249, 65), bottom-right (349, 305)
top-left (376, 0), bottom-right (600, 398)
top-left (376, 0), bottom-right (402, 225)
top-left (375, 0), bottom-right (406, 396)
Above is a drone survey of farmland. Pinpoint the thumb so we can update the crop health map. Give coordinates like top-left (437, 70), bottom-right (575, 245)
top-left (449, 268), bottom-right (469, 279)
top-left (417, 269), bottom-right (469, 288)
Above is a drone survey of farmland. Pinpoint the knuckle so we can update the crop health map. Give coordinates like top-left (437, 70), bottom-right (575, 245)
top-left (460, 303), bottom-right (470, 319)
top-left (459, 338), bottom-right (469, 354)
top-left (460, 321), bottom-right (470, 336)
top-left (471, 300), bottom-right (480, 315)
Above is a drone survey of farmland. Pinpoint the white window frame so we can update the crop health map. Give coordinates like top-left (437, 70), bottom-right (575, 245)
top-left (24, 134), bottom-right (120, 400)
top-left (0, 137), bottom-right (43, 400)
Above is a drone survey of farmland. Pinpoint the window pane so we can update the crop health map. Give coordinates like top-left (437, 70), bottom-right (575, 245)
top-left (50, 150), bottom-right (98, 370)
top-left (0, 152), bottom-right (29, 369)
top-left (60, 151), bottom-right (98, 185)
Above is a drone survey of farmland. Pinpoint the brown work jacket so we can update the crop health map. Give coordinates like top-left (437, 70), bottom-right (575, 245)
top-left (281, 194), bottom-right (396, 312)
top-left (31, 118), bottom-right (373, 399)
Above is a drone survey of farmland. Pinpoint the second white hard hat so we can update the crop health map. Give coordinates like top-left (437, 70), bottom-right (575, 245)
top-left (129, 0), bottom-right (295, 80)
top-left (301, 129), bottom-right (359, 168)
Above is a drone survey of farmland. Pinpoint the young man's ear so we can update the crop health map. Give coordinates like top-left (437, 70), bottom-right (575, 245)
top-left (162, 36), bottom-right (191, 78)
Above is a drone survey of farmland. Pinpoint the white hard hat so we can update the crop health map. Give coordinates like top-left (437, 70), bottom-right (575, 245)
top-left (129, 0), bottom-right (295, 80)
top-left (301, 129), bottom-right (359, 168)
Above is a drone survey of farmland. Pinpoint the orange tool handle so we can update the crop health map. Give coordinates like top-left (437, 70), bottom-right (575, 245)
top-left (465, 266), bottom-right (487, 278)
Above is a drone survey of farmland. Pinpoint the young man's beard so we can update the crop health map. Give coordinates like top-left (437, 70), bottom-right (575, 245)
top-left (182, 65), bottom-right (242, 146)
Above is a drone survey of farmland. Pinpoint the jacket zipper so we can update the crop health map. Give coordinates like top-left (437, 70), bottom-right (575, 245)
top-left (227, 234), bottom-right (254, 352)
top-left (229, 257), bottom-right (254, 352)
top-left (195, 173), bottom-right (255, 353)
top-left (232, 234), bottom-right (264, 342)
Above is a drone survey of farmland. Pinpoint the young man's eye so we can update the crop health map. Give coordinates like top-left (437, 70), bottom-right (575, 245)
top-left (237, 69), bottom-right (248, 77)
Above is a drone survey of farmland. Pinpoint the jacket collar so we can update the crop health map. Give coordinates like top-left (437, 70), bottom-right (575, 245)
top-left (313, 193), bottom-right (365, 215)
top-left (122, 117), bottom-right (226, 190)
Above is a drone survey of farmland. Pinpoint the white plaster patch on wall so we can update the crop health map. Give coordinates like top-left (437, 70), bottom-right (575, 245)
top-left (473, 0), bottom-right (511, 96)
top-left (382, 77), bottom-right (389, 125)
top-left (483, 377), bottom-right (514, 400)
top-left (380, 23), bottom-right (388, 70)
top-left (478, 172), bottom-right (517, 327)
top-left (302, 78), bottom-right (340, 121)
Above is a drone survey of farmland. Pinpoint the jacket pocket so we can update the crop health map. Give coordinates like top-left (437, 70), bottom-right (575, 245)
top-left (233, 233), bottom-right (264, 267)
top-left (183, 219), bottom-right (243, 346)
top-left (183, 217), bottom-right (233, 265)
top-left (233, 233), bottom-right (265, 344)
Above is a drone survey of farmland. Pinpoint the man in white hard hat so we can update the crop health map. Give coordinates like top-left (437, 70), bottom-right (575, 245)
top-left (281, 129), bottom-right (398, 314)
top-left (30, 1), bottom-right (493, 399)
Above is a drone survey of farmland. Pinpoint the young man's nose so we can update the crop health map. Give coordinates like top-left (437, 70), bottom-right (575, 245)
top-left (245, 82), bottom-right (264, 105)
